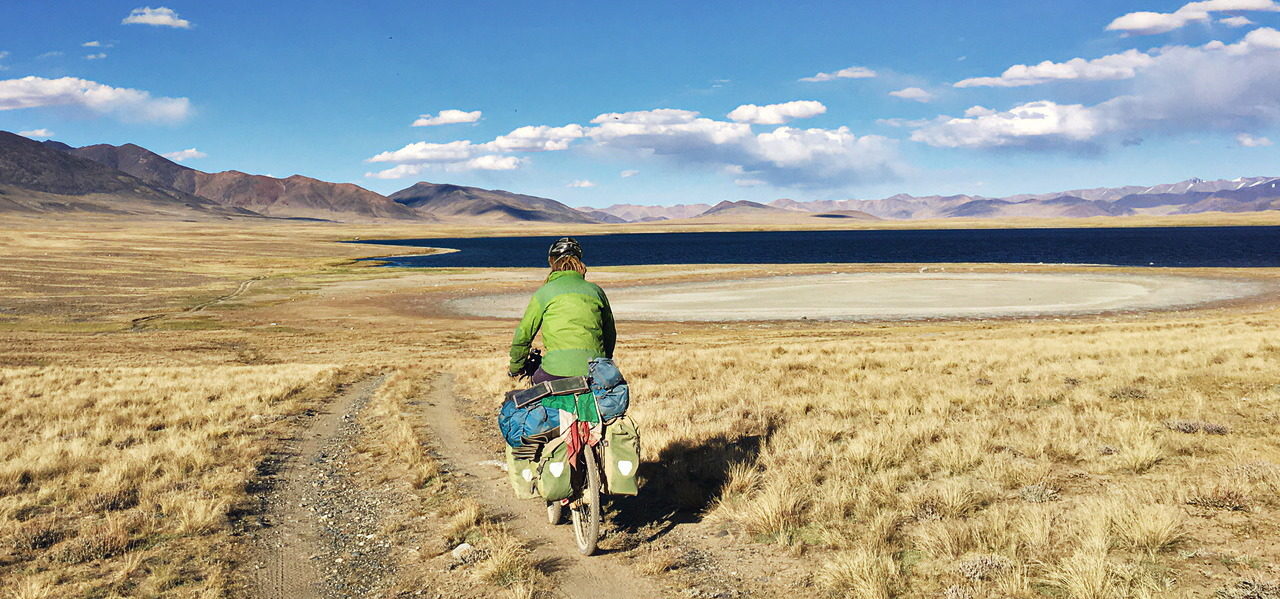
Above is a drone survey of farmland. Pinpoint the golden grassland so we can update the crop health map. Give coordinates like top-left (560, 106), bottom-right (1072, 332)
top-left (1, 215), bottom-right (1278, 598)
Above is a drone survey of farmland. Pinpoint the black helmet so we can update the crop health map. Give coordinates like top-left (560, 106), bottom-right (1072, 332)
top-left (548, 237), bottom-right (583, 261)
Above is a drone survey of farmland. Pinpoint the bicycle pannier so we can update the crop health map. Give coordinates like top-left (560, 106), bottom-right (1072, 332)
top-left (603, 416), bottom-right (641, 495)
top-left (505, 445), bottom-right (539, 500)
top-left (537, 438), bottom-right (572, 501)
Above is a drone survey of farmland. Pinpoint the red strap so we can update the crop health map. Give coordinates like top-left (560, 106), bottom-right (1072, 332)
top-left (564, 420), bottom-right (594, 468)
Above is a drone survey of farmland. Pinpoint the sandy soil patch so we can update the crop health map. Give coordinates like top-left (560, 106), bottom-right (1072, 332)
top-left (447, 272), bottom-right (1273, 321)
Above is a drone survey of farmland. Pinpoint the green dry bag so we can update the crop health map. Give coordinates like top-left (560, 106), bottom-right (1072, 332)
top-left (537, 438), bottom-right (572, 501)
top-left (603, 416), bottom-right (641, 495)
top-left (505, 445), bottom-right (539, 500)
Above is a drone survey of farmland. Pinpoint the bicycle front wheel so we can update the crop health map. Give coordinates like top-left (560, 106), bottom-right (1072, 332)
top-left (570, 447), bottom-right (601, 556)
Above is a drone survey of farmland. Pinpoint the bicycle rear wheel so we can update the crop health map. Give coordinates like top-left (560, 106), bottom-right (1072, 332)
top-left (570, 447), bottom-right (601, 555)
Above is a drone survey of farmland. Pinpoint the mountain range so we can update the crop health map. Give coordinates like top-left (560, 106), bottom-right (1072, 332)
top-left (2, 130), bottom-right (1277, 224)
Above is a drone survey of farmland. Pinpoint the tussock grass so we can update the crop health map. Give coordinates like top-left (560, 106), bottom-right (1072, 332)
top-left (0, 364), bottom-right (341, 598)
top-left (455, 305), bottom-right (1280, 596)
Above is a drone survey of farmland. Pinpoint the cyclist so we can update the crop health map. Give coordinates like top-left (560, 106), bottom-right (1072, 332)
top-left (509, 237), bottom-right (616, 384)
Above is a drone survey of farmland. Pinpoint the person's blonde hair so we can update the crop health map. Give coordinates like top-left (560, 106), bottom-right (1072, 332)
top-left (549, 255), bottom-right (587, 278)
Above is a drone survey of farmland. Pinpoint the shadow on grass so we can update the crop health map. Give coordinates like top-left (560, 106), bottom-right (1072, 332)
top-left (608, 430), bottom-right (772, 542)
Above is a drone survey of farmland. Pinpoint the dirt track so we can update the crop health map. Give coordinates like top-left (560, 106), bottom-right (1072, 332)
top-left (419, 374), bottom-right (666, 599)
top-left (249, 375), bottom-right (392, 599)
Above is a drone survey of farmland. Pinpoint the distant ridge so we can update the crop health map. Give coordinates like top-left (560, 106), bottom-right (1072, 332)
top-left (61, 142), bottom-right (420, 221)
top-left (0, 131), bottom-right (256, 218)
top-left (389, 182), bottom-right (602, 223)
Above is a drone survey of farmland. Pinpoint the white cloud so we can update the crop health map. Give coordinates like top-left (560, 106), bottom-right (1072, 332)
top-left (82, 41), bottom-right (112, 48)
top-left (1107, 0), bottom-right (1279, 35)
top-left (364, 164), bottom-right (425, 179)
top-left (914, 28), bottom-right (1280, 150)
top-left (122, 6), bottom-right (192, 29)
top-left (37, 51), bottom-right (63, 59)
top-left (18, 128), bottom-right (54, 138)
top-left (161, 148), bottom-right (207, 161)
top-left (955, 49), bottom-right (1156, 87)
top-left (588, 108), bottom-right (903, 188)
top-left (727, 100), bottom-right (827, 124)
top-left (461, 155), bottom-right (521, 170)
top-left (0, 76), bottom-right (191, 123)
top-left (482, 124), bottom-right (584, 152)
top-left (1222, 15), bottom-right (1257, 25)
top-left (1237, 132), bottom-right (1273, 146)
top-left (799, 65), bottom-right (877, 82)
top-left (367, 140), bottom-right (475, 163)
top-left (734, 178), bottom-right (766, 187)
top-left (911, 101), bottom-right (1105, 149)
top-left (888, 87), bottom-right (934, 102)
top-left (366, 105), bottom-right (902, 188)
top-left (364, 154), bottom-right (519, 178)
top-left (620, 169), bottom-right (639, 178)
top-left (964, 106), bottom-right (997, 117)
top-left (567, 179), bottom-right (595, 188)
top-left (85, 53), bottom-right (108, 60)
top-left (411, 109), bottom-right (481, 127)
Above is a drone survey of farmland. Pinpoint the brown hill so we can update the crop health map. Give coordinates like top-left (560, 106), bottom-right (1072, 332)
top-left (588, 203), bottom-right (713, 222)
top-left (65, 143), bottom-right (420, 221)
top-left (389, 182), bottom-right (601, 223)
top-left (0, 131), bottom-right (256, 218)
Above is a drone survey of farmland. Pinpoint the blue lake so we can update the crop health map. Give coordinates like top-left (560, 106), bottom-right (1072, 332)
top-left (351, 226), bottom-right (1280, 268)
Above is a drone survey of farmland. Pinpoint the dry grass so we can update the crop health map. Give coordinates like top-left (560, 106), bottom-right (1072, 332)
top-left (2, 217), bottom-right (1279, 597)
top-left (0, 364), bottom-right (342, 597)
top-left (451, 290), bottom-right (1280, 596)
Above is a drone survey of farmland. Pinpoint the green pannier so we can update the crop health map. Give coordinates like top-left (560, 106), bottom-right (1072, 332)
top-left (505, 445), bottom-right (539, 500)
top-left (537, 438), bottom-right (572, 501)
top-left (603, 416), bottom-right (641, 495)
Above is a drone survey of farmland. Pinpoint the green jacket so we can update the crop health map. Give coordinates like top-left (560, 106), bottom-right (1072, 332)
top-left (509, 270), bottom-right (615, 377)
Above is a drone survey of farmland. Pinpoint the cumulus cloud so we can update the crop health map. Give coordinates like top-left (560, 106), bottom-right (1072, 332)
top-left (364, 154), bottom-right (520, 178)
top-left (85, 53), bottom-right (108, 60)
top-left (727, 100), bottom-right (826, 124)
top-left (1107, 0), bottom-right (1279, 35)
top-left (911, 101), bottom-right (1105, 149)
top-left (0, 76), bottom-right (191, 123)
top-left (367, 140), bottom-right (475, 163)
top-left (955, 49), bottom-right (1155, 87)
top-left (122, 6), bottom-right (192, 29)
top-left (482, 124), bottom-right (584, 152)
top-left (620, 169), bottom-right (639, 178)
top-left (914, 28), bottom-right (1280, 150)
top-left (161, 148), bottom-right (206, 162)
top-left (463, 155), bottom-right (521, 170)
top-left (1222, 15), bottom-right (1257, 25)
top-left (367, 106), bottom-right (902, 187)
top-left (1237, 132), bottom-right (1273, 146)
top-left (567, 179), bottom-right (595, 188)
top-left (411, 109), bottom-right (481, 127)
top-left (964, 106), bottom-right (997, 117)
top-left (587, 108), bottom-right (903, 188)
top-left (799, 65), bottom-right (877, 82)
top-left (18, 128), bottom-right (53, 138)
top-left (82, 41), bottom-right (113, 48)
top-left (888, 87), bottom-right (934, 102)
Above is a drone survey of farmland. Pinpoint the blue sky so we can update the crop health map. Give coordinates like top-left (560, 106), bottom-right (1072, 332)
top-left (2, 1), bottom-right (1279, 207)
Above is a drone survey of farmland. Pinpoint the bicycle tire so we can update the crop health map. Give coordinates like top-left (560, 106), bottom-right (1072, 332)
top-left (570, 447), bottom-right (601, 555)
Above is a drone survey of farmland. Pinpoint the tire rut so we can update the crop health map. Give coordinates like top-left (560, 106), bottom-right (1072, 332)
top-left (420, 373), bottom-right (666, 599)
top-left (249, 375), bottom-right (390, 599)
